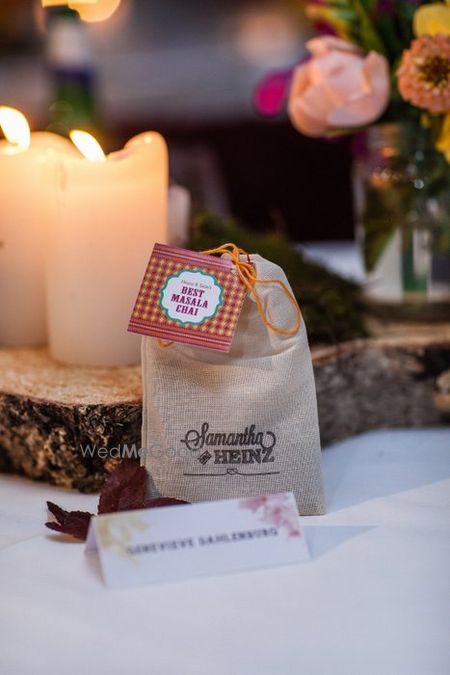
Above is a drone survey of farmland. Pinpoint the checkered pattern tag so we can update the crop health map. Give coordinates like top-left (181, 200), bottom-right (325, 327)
top-left (128, 243), bottom-right (248, 352)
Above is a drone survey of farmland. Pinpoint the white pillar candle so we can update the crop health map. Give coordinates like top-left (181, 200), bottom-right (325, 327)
top-left (46, 131), bottom-right (168, 367)
top-left (127, 133), bottom-right (191, 247)
top-left (0, 107), bottom-right (78, 347)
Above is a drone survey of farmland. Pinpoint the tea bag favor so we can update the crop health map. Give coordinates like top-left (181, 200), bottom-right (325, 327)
top-left (139, 245), bottom-right (325, 515)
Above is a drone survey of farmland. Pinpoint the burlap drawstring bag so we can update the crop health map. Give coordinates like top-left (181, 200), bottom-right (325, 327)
top-left (141, 246), bottom-right (325, 515)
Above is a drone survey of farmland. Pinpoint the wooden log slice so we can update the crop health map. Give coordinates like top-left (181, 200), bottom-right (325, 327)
top-left (0, 348), bottom-right (142, 492)
top-left (1, 324), bottom-right (449, 492)
top-left (314, 326), bottom-right (450, 446)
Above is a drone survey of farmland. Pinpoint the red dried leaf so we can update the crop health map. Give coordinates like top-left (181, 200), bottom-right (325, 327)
top-left (143, 498), bottom-right (189, 508)
top-left (97, 458), bottom-right (148, 514)
top-left (45, 502), bottom-right (92, 541)
top-left (45, 460), bottom-right (189, 542)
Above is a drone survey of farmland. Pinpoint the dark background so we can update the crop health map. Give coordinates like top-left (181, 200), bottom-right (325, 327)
top-left (0, 0), bottom-right (354, 241)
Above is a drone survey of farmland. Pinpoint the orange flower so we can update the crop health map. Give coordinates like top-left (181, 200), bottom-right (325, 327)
top-left (397, 34), bottom-right (450, 113)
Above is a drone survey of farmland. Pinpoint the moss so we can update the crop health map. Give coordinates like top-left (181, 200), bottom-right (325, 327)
top-left (190, 212), bottom-right (367, 345)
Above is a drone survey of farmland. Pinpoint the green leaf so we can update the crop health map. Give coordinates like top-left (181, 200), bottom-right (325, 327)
top-left (359, 0), bottom-right (377, 11)
top-left (190, 212), bottom-right (366, 345)
top-left (375, 14), bottom-right (405, 63)
top-left (350, 0), bottom-right (387, 54)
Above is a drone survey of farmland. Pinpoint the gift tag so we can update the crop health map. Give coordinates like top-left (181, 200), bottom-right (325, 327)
top-left (128, 243), bottom-right (247, 351)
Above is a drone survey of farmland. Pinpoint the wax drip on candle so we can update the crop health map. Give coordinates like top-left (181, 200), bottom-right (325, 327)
top-left (0, 107), bottom-right (31, 152)
top-left (69, 129), bottom-right (106, 162)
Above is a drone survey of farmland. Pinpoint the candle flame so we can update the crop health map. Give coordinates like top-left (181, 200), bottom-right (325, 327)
top-left (0, 106), bottom-right (31, 151)
top-left (70, 130), bottom-right (106, 162)
top-left (41, 1), bottom-right (121, 23)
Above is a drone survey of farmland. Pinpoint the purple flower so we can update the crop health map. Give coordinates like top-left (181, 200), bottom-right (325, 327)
top-left (253, 55), bottom-right (310, 118)
top-left (253, 68), bottom-right (294, 117)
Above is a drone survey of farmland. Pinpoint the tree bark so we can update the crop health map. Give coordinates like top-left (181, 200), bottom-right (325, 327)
top-left (1, 325), bottom-right (449, 492)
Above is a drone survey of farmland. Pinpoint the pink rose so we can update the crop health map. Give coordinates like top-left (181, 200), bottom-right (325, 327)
top-left (288, 37), bottom-right (390, 137)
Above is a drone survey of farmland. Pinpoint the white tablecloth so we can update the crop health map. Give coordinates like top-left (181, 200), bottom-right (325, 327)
top-left (1, 428), bottom-right (449, 675)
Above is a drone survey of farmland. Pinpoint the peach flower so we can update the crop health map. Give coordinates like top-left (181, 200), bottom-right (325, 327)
top-left (288, 37), bottom-right (390, 137)
top-left (397, 34), bottom-right (450, 114)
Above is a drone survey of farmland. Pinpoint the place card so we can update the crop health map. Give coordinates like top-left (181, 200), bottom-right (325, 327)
top-left (85, 493), bottom-right (309, 588)
top-left (128, 243), bottom-right (247, 351)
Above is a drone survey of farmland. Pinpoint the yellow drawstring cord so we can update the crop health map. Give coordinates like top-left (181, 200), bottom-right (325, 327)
top-left (158, 243), bottom-right (301, 347)
top-left (200, 243), bottom-right (302, 337)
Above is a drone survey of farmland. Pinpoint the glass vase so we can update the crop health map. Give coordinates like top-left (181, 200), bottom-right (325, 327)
top-left (353, 123), bottom-right (450, 320)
